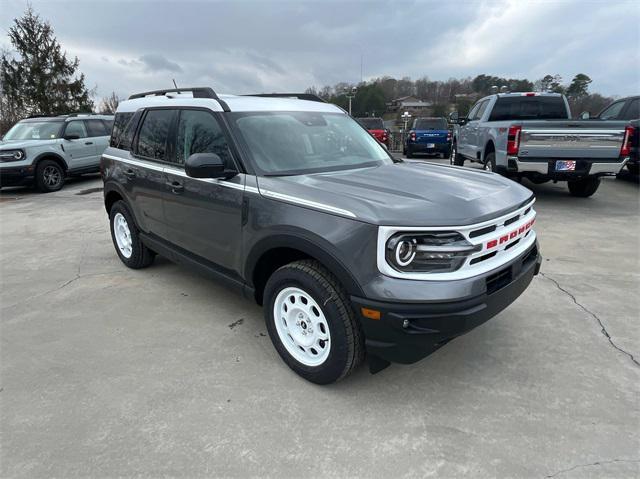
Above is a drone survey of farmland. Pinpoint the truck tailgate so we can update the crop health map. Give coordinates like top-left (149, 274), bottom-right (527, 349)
top-left (519, 121), bottom-right (627, 159)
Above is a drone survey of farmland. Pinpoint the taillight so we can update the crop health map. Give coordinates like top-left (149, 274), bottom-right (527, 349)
top-left (620, 125), bottom-right (635, 156)
top-left (447, 131), bottom-right (452, 141)
top-left (507, 126), bottom-right (522, 155)
top-left (410, 131), bottom-right (416, 141)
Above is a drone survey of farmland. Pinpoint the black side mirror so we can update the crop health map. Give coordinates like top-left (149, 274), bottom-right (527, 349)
top-left (185, 153), bottom-right (236, 179)
top-left (64, 134), bottom-right (80, 140)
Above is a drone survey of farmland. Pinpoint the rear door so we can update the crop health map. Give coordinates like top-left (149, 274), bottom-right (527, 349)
top-left (459, 102), bottom-right (481, 157)
top-left (130, 108), bottom-right (177, 237)
top-left (162, 109), bottom-right (244, 272)
top-left (62, 120), bottom-right (96, 170)
top-left (85, 119), bottom-right (111, 167)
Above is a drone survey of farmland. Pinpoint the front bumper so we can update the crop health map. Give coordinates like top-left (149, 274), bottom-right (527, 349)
top-left (0, 165), bottom-right (35, 187)
top-left (512, 156), bottom-right (628, 178)
top-left (351, 242), bottom-right (541, 364)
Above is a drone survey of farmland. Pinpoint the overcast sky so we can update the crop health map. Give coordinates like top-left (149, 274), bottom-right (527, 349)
top-left (1, 0), bottom-right (638, 101)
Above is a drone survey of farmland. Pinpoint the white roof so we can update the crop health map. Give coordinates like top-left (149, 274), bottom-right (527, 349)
top-left (116, 93), bottom-right (345, 114)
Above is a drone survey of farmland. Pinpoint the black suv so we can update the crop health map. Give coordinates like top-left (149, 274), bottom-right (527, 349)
top-left (102, 87), bottom-right (541, 384)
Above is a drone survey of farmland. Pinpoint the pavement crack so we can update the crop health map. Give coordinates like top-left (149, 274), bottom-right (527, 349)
top-left (545, 458), bottom-right (640, 477)
top-left (541, 273), bottom-right (639, 368)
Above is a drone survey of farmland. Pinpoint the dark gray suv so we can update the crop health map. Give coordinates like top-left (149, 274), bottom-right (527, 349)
top-left (102, 87), bottom-right (541, 384)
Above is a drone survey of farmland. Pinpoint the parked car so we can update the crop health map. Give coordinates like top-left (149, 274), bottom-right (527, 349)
top-left (356, 117), bottom-right (389, 146)
top-left (0, 114), bottom-right (114, 192)
top-left (102, 87), bottom-right (541, 384)
top-left (449, 92), bottom-right (633, 197)
top-left (582, 96), bottom-right (638, 175)
top-left (403, 117), bottom-right (451, 158)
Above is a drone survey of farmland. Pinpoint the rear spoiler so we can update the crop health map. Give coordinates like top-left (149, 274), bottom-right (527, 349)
top-left (244, 93), bottom-right (327, 103)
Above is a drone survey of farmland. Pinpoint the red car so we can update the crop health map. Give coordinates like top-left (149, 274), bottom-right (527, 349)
top-left (357, 117), bottom-right (389, 146)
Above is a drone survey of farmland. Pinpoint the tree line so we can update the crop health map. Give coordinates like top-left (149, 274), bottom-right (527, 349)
top-left (305, 73), bottom-right (613, 119)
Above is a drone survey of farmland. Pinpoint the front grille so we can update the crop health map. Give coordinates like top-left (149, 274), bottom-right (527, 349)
top-left (470, 251), bottom-right (497, 265)
top-left (504, 215), bottom-right (520, 227)
top-left (469, 224), bottom-right (496, 238)
top-left (486, 267), bottom-right (512, 295)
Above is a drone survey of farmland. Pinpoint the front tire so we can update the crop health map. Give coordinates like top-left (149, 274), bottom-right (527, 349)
top-left (451, 142), bottom-right (464, 166)
top-left (109, 200), bottom-right (155, 269)
top-left (567, 177), bottom-right (601, 197)
top-left (35, 159), bottom-right (65, 192)
top-left (263, 260), bottom-right (364, 384)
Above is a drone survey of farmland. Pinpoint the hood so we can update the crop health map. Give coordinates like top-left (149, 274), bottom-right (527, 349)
top-left (256, 162), bottom-right (534, 226)
top-left (0, 139), bottom-right (60, 149)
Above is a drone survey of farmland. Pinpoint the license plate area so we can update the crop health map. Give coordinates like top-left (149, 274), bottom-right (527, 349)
top-left (556, 160), bottom-right (576, 171)
top-left (427, 143), bottom-right (435, 148)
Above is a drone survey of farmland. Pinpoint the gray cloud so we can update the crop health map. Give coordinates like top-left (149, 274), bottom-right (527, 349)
top-left (1, 0), bottom-right (638, 100)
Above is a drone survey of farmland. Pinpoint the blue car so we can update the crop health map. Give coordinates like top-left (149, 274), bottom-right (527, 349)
top-left (404, 117), bottom-right (451, 159)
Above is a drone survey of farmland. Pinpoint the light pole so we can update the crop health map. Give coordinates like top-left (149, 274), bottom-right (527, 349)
top-left (344, 86), bottom-right (357, 116)
top-left (401, 111), bottom-right (412, 134)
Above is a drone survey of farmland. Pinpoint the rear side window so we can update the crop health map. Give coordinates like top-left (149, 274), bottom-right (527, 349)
top-left (414, 118), bottom-right (447, 129)
top-left (489, 96), bottom-right (569, 121)
top-left (622, 98), bottom-right (639, 121)
top-left (110, 113), bottom-right (134, 148)
top-left (175, 110), bottom-right (234, 167)
top-left (136, 109), bottom-right (175, 161)
top-left (86, 119), bottom-right (108, 137)
top-left (65, 121), bottom-right (88, 138)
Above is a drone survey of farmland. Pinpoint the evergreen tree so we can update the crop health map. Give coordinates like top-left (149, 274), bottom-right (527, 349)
top-left (0, 6), bottom-right (94, 122)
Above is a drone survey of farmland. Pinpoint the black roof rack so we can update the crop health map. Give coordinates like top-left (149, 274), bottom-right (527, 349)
top-left (245, 93), bottom-right (327, 103)
top-left (128, 87), bottom-right (230, 112)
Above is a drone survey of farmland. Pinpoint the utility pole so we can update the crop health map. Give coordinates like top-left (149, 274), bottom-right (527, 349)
top-left (344, 86), bottom-right (357, 116)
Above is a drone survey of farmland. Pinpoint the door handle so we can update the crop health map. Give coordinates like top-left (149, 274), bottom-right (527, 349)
top-left (123, 169), bottom-right (136, 179)
top-left (167, 180), bottom-right (184, 194)
top-left (85, 141), bottom-right (93, 145)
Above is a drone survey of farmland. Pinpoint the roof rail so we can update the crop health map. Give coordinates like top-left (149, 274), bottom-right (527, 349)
top-left (128, 87), bottom-right (230, 112)
top-left (245, 93), bottom-right (327, 103)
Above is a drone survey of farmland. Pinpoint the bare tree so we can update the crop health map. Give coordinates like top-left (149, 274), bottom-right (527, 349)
top-left (99, 91), bottom-right (121, 114)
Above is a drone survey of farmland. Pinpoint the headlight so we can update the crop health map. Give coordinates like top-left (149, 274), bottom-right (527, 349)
top-left (0, 149), bottom-right (25, 162)
top-left (385, 231), bottom-right (481, 273)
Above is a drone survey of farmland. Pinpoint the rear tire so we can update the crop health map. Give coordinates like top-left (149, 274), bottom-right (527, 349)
top-left (35, 159), bottom-right (65, 192)
top-left (406, 147), bottom-right (414, 159)
top-left (627, 163), bottom-right (639, 175)
top-left (109, 200), bottom-right (155, 269)
top-left (567, 177), bottom-right (601, 197)
top-left (451, 142), bottom-right (464, 166)
top-left (263, 260), bottom-right (365, 384)
top-left (483, 152), bottom-right (497, 172)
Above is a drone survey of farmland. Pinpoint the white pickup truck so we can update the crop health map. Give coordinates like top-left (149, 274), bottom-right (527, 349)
top-left (449, 92), bottom-right (634, 197)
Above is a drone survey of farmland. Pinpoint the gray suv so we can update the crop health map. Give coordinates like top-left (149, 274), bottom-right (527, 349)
top-left (0, 114), bottom-right (113, 192)
top-left (102, 87), bottom-right (542, 384)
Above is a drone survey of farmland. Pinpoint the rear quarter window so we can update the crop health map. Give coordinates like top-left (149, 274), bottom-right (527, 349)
top-left (489, 96), bottom-right (569, 121)
top-left (110, 112), bottom-right (134, 149)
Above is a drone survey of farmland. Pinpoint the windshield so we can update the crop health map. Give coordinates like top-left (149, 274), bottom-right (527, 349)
top-left (230, 111), bottom-right (394, 176)
top-left (414, 118), bottom-right (447, 130)
top-left (489, 96), bottom-right (569, 121)
top-left (357, 118), bottom-right (384, 130)
top-left (3, 121), bottom-right (64, 140)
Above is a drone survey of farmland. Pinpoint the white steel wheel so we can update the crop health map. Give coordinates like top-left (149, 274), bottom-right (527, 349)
top-left (113, 212), bottom-right (133, 258)
top-left (273, 287), bottom-right (331, 367)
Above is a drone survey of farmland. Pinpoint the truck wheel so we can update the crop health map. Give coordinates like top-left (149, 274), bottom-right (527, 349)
top-left (483, 152), bottom-right (497, 172)
top-left (109, 200), bottom-right (155, 269)
top-left (263, 260), bottom-right (365, 384)
top-left (35, 159), bottom-right (65, 192)
top-left (567, 177), bottom-right (601, 197)
top-left (406, 147), bottom-right (414, 159)
top-left (627, 163), bottom-right (639, 175)
top-left (451, 142), bottom-right (464, 166)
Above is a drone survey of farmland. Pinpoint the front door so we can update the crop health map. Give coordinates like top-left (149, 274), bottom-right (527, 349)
top-left (162, 109), bottom-right (244, 273)
top-left (62, 120), bottom-right (97, 170)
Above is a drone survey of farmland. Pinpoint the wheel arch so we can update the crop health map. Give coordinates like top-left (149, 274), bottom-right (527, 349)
top-left (33, 152), bottom-right (68, 172)
top-left (246, 234), bottom-right (364, 305)
top-left (483, 139), bottom-right (496, 162)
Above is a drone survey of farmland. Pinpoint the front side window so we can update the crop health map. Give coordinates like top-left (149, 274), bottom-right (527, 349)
top-left (136, 109), bottom-right (174, 161)
top-left (474, 100), bottom-right (489, 120)
top-left (621, 98), bottom-right (639, 121)
top-left (230, 111), bottom-right (393, 176)
top-left (2, 121), bottom-right (63, 140)
top-left (65, 121), bottom-right (88, 138)
top-left (598, 101), bottom-right (624, 120)
top-left (175, 110), bottom-right (234, 167)
top-left (466, 102), bottom-right (481, 120)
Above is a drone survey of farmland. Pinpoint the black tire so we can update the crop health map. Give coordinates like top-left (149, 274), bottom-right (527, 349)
top-left (451, 142), bottom-right (464, 166)
top-left (109, 200), bottom-right (155, 269)
top-left (567, 177), bottom-right (601, 197)
top-left (483, 152), bottom-right (497, 172)
top-left (627, 163), bottom-right (639, 175)
top-left (406, 146), bottom-right (414, 159)
top-left (35, 159), bottom-right (65, 192)
top-left (263, 260), bottom-right (365, 384)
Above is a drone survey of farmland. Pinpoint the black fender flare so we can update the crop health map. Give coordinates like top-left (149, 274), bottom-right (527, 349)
top-left (32, 151), bottom-right (69, 170)
top-left (245, 233), bottom-right (365, 297)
